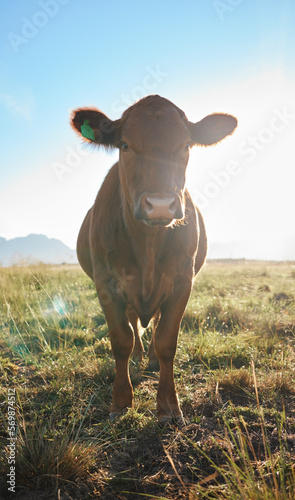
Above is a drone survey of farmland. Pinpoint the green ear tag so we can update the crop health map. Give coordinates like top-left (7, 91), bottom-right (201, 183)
top-left (81, 120), bottom-right (95, 141)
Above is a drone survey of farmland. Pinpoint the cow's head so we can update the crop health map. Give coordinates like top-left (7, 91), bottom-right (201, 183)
top-left (71, 95), bottom-right (237, 227)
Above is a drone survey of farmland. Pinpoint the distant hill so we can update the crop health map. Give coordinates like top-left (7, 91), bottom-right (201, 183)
top-left (0, 233), bottom-right (293, 267)
top-left (208, 237), bottom-right (295, 261)
top-left (0, 234), bottom-right (78, 267)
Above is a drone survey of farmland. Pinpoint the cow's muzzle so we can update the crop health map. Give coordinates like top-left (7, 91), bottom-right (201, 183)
top-left (135, 193), bottom-right (184, 226)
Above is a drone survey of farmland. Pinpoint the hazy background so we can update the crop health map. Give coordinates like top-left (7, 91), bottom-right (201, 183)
top-left (1, 0), bottom-right (294, 260)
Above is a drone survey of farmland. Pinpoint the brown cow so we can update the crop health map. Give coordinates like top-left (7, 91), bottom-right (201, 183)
top-left (71, 95), bottom-right (237, 425)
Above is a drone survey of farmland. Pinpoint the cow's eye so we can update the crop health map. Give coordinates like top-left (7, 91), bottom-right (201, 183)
top-left (121, 142), bottom-right (129, 151)
top-left (185, 143), bottom-right (191, 152)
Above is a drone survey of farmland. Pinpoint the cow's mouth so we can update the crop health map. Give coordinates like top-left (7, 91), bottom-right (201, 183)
top-left (142, 218), bottom-right (175, 227)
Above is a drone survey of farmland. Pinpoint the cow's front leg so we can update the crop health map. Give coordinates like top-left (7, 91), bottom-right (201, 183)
top-left (98, 296), bottom-right (134, 418)
top-left (154, 279), bottom-right (192, 425)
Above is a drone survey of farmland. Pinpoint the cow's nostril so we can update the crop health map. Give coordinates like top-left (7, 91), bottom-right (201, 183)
top-left (144, 197), bottom-right (154, 214)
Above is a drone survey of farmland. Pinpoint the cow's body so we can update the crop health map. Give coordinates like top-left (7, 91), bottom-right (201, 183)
top-left (71, 95), bottom-right (237, 424)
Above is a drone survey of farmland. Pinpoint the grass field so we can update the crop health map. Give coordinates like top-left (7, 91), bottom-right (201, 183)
top-left (0, 260), bottom-right (295, 499)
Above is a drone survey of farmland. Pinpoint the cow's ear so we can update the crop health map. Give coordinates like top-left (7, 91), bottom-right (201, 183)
top-left (188, 113), bottom-right (237, 146)
top-left (71, 107), bottom-right (121, 148)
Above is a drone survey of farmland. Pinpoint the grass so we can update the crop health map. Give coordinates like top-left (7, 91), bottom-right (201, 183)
top-left (0, 260), bottom-right (294, 499)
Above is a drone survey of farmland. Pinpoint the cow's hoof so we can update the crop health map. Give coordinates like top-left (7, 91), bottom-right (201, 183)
top-left (158, 415), bottom-right (186, 428)
top-left (109, 409), bottom-right (130, 422)
top-left (109, 412), bottom-right (120, 422)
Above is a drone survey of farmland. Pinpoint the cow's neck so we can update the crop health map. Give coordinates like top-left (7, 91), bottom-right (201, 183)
top-left (122, 196), bottom-right (168, 300)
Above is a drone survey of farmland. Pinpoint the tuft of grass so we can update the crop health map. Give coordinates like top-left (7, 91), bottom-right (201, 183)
top-left (186, 363), bottom-right (295, 499)
top-left (0, 421), bottom-right (98, 497)
top-left (188, 418), bottom-right (295, 499)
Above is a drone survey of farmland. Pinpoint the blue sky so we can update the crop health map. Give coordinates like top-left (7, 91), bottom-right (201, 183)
top-left (1, 0), bottom-right (295, 259)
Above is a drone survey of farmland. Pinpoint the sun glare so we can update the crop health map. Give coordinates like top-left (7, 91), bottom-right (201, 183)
top-left (185, 70), bottom-right (295, 259)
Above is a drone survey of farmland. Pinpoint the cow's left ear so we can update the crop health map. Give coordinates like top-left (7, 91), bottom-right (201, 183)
top-left (188, 113), bottom-right (237, 146)
top-left (71, 107), bottom-right (121, 148)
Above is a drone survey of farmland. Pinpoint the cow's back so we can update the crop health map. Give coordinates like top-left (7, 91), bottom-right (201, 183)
top-left (194, 207), bottom-right (207, 276)
top-left (77, 208), bottom-right (93, 280)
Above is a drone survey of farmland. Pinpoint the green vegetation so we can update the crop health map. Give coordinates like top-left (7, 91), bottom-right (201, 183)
top-left (0, 261), bottom-right (294, 499)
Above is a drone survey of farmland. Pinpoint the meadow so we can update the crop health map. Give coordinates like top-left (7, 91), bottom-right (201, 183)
top-left (0, 260), bottom-right (294, 499)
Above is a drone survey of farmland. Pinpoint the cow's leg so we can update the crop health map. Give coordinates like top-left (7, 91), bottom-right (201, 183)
top-left (147, 313), bottom-right (160, 372)
top-left (98, 296), bottom-right (134, 418)
top-left (154, 279), bottom-right (192, 425)
top-left (127, 306), bottom-right (144, 362)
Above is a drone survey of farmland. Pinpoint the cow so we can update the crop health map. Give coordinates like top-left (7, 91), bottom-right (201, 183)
top-left (71, 95), bottom-right (237, 425)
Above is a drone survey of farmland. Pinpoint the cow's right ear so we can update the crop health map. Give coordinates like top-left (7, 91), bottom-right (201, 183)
top-left (71, 107), bottom-right (121, 148)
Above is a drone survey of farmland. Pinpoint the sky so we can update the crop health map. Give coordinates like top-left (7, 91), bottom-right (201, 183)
top-left (0, 0), bottom-right (295, 260)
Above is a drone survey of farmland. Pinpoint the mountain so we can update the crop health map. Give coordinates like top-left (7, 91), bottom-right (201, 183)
top-left (0, 233), bottom-right (293, 267)
top-left (0, 234), bottom-right (78, 266)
